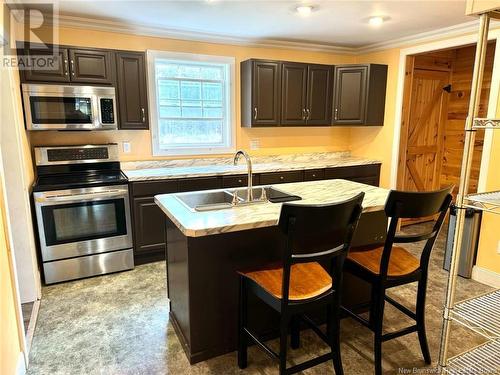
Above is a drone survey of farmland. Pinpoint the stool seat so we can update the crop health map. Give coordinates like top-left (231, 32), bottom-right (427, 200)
top-left (347, 245), bottom-right (420, 277)
top-left (239, 262), bottom-right (332, 301)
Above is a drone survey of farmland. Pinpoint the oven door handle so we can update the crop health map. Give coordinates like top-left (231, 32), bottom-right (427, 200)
top-left (35, 190), bottom-right (128, 204)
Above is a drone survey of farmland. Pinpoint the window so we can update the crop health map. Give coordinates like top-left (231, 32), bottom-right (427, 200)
top-left (147, 51), bottom-right (235, 156)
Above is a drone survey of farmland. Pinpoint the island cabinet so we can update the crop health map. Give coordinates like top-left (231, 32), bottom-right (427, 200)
top-left (281, 62), bottom-right (332, 126)
top-left (332, 64), bottom-right (388, 126)
top-left (129, 163), bottom-right (381, 264)
top-left (116, 52), bottom-right (149, 130)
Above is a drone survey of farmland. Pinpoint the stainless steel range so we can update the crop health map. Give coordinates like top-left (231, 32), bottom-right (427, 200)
top-left (32, 144), bottom-right (134, 284)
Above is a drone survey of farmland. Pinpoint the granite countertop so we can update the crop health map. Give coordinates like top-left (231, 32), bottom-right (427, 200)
top-left (122, 152), bottom-right (381, 181)
top-left (155, 179), bottom-right (389, 237)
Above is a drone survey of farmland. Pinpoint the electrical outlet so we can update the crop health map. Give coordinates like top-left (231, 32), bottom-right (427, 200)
top-left (122, 141), bottom-right (131, 154)
top-left (250, 139), bottom-right (260, 150)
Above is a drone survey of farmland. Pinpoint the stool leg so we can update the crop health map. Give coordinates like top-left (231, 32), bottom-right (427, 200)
top-left (279, 315), bottom-right (289, 375)
top-left (291, 315), bottom-right (300, 349)
top-left (416, 277), bottom-right (431, 364)
top-left (329, 304), bottom-right (343, 375)
top-left (238, 276), bottom-right (248, 369)
top-left (371, 286), bottom-right (385, 375)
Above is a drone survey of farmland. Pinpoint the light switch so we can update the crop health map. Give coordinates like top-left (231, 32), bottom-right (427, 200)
top-left (122, 141), bottom-right (131, 153)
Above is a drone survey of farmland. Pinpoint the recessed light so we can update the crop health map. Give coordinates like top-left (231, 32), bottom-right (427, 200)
top-left (368, 16), bottom-right (385, 26)
top-left (296, 5), bottom-right (314, 16)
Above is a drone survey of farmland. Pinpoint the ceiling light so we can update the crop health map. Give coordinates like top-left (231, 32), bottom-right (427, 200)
top-left (368, 16), bottom-right (384, 26)
top-left (296, 6), bottom-right (313, 16)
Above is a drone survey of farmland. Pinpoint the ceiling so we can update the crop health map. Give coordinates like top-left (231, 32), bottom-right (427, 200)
top-left (41, 1), bottom-right (474, 49)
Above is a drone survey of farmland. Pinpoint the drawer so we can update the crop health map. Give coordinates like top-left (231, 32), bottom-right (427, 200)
top-left (304, 169), bottom-right (325, 181)
top-left (351, 176), bottom-right (380, 187)
top-left (131, 179), bottom-right (179, 197)
top-left (325, 164), bottom-right (381, 180)
top-left (178, 176), bottom-right (222, 192)
top-left (259, 171), bottom-right (304, 185)
top-left (222, 175), bottom-right (260, 188)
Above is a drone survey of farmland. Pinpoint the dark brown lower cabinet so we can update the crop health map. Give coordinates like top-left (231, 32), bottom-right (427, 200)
top-left (131, 163), bottom-right (381, 264)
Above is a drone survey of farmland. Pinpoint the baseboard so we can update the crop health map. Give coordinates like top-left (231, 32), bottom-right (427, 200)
top-left (472, 266), bottom-right (500, 288)
top-left (25, 299), bottom-right (41, 356)
top-left (16, 351), bottom-right (26, 375)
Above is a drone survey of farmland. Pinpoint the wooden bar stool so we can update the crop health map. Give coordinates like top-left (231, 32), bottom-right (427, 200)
top-left (342, 187), bottom-right (453, 375)
top-left (237, 192), bottom-right (365, 375)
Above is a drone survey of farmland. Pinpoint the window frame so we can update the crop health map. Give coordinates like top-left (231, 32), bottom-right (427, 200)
top-left (147, 50), bottom-right (236, 156)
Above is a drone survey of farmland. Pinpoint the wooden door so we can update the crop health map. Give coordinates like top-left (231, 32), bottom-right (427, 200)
top-left (22, 48), bottom-right (70, 83)
top-left (398, 62), bottom-right (450, 199)
top-left (69, 49), bottom-right (114, 84)
top-left (252, 61), bottom-right (281, 126)
top-left (281, 62), bottom-right (308, 125)
top-left (306, 64), bottom-right (332, 125)
top-left (116, 52), bottom-right (149, 129)
top-left (332, 65), bottom-right (367, 125)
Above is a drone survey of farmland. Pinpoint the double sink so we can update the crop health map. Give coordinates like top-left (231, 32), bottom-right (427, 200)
top-left (175, 186), bottom-right (301, 212)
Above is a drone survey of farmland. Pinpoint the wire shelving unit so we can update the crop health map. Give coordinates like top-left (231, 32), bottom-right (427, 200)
top-left (438, 11), bottom-right (500, 375)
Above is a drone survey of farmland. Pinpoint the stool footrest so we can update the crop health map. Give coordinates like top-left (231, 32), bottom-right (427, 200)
top-left (243, 327), bottom-right (279, 360)
top-left (381, 325), bottom-right (418, 342)
top-left (285, 352), bottom-right (334, 375)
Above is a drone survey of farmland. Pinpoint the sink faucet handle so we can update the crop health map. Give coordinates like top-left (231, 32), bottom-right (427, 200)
top-left (261, 187), bottom-right (267, 201)
top-left (232, 190), bottom-right (239, 206)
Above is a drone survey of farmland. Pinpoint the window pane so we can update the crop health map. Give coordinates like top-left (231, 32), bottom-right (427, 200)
top-left (153, 57), bottom-right (231, 153)
top-left (202, 82), bottom-right (222, 101)
top-left (158, 80), bottom-right (179, 99)
top-left (158, 119), bottom-right (223, 146)
top-left (180, 81), bottom-right (201, 100)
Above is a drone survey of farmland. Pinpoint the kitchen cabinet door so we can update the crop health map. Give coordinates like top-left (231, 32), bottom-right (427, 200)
top-left (306, 64), bottom-right (332, 125)
top-left (332, 65), bottom-right (368, 125)
top-left (133, 197), bottom-right (166, 264)
top-left (22, 48), bottom-right (71, 83)
top-left (178, 177), bottom-right (222, 192)
top-left (241, 60), bottom-right (281, 127)
top-left (281, 62), bottom-right (308, 125)
top-left (68, 48), bottom-right (114, 84)
top-left (332, 64), bottom-right (387, 126)
top-left (116, 52), bottom-right (149, 129)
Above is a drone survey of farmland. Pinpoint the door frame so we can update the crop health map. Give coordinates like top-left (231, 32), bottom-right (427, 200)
top-left (390, 30), bottom-right (500, 193)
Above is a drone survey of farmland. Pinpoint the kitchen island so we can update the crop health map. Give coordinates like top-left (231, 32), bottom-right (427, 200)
top-left (155, 179), bottom-right (389, 364)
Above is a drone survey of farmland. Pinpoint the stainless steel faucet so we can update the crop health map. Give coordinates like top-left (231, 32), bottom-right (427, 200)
top-left (233, 150), bottom-right (253, 202)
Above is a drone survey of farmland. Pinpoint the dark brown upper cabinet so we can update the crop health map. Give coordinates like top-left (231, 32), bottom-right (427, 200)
top-left (241, 59), bottom-right (281, 127)
top-left (307, 64), bottom-right (333, 125)
top-left (21, 46), bottom-right (114, 85)
top-left (281, 63), bottom-right (332, 126)
top-left (332, 64), bottom-right (387, 126)
top-left (22, 48), bottom-right (70, 83)
top-left (116, 52), bottom-right (149, 130)
top-left (68, 49), bottom-right (114, 84)
top-left (281, 62), bottom-right (308, 125)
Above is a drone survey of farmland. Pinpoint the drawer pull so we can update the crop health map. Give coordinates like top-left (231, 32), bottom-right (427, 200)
top-left (280, 176), bottom-right (284, 180)
top-left (238, 179), bottom-right (242, 183)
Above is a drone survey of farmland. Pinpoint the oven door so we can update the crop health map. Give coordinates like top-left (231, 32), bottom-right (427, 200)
top-left (34, 185), bottom-right (133, 261)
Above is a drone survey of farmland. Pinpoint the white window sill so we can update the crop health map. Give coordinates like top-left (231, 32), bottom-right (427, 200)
top-left (152, 147), bottom-right (236, 157)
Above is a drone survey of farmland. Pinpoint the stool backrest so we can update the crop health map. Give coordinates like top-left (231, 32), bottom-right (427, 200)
top-left (277, 192), bottom-right (365, 303)
top-left (380, 187), bottom-right (453, 280)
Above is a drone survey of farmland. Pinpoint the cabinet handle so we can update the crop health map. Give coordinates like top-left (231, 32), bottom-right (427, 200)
top-left (63, 59), bottom-right (68, 76)
top-left (306, 108), bottom-right (311, 120)
top-left (141, 107), bottom-right (146, 123)
top-left (280, 176), bottom-right (284, 180)
top-left (70, 60), bottom-right (75, 76)
top-left (312, 174), bottom-right (316, 178)
top-left (334, 108), bottom-right (338, 121)
top-left (253, 107), bottom-right (258, 120)
top-left (238, 179), bottom-right (243, 184)
top-left (302, 108), bottom-right (306, 120)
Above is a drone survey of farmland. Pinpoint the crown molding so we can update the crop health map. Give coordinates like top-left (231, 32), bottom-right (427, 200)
top-left (45, 14), bottom-right (498, 56)
top-left (54, 14), bottom-right (356, 54)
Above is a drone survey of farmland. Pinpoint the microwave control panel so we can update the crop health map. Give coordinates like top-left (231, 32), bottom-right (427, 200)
top-left (100, 98), bottom-right (115, 124)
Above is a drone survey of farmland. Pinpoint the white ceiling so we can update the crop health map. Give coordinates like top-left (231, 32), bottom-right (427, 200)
top-left (48, 0), bottom-right (473, 49)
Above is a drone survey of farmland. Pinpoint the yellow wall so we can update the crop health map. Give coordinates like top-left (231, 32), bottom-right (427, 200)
top-left (26, 25), bottom-right (355, 161)
top-left (0, 170), bottom-right (23, 375)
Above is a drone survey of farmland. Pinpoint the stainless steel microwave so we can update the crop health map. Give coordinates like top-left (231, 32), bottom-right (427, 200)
top-left (22, 84), bottom-right (117, 130)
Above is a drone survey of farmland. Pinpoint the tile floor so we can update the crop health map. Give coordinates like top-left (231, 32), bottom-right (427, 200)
top-left (27, 224), bottom-right (492, 374)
